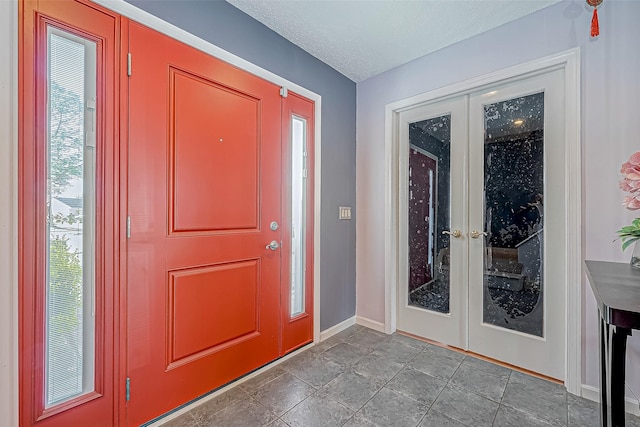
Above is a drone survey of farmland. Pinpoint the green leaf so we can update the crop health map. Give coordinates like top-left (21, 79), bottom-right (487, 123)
top-left (615, 219), bottom-right (640, 248)
top-left (622, 237), bottom-right (640, 251)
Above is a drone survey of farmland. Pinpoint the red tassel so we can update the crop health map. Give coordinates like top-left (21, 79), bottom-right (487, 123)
top-left (591, 8), bottom-right (600, 37)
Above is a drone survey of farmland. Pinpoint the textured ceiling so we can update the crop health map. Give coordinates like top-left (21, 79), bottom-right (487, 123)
top-left (226, 0), bottom-right (562, 82)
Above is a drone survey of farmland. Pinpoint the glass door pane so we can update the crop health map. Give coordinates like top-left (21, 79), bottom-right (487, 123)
top-left (408, 115), bottom-right (451, 314)
top-left (290, 116), bottom-right (307, 317)
top-left (481, 92), bottom-right (544, 337)
top-left (46, 27), bottom-right (96, 406)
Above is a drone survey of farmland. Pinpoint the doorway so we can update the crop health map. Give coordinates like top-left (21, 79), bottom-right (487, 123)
top-left (19, 1), bottom-right (319, 424)
top-left (394, 65), bottom-right (575, 381)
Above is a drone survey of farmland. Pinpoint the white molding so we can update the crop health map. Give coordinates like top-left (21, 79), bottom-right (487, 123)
top-left (384, 103), bottom-right (397, 335)
top-left (581, 384), bottom-right (640, 417)
top-left (355, 316), bottom-right (387, 334)
top-left (384, 48), bottom-right (581, 391)
top-left (563, 49), bottom-right (582, 396)
top-left (385, 49), bottom-right (578, 113)
top-left (0, 0), bottom-right (18, 426)
top-left (319, 316), bottom-right (356, 341)
top-left (313, 98), bottom-right (322, 344)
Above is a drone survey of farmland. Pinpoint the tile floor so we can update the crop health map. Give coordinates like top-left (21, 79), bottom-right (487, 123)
top-left (162, 325), bottom-right (640, 427)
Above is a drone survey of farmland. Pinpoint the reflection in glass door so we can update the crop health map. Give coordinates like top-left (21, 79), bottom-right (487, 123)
top-left (408, 116), bottom-right (450, 314)
top-left (481, 92), bottom-right (545, 337)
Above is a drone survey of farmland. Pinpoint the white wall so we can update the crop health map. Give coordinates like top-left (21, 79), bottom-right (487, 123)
top-left (0, 0), bottom-right (18, 425)
top-left (356, 0), bottom-right (640, 395)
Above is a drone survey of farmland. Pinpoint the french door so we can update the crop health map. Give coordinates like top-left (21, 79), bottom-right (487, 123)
top-left (397, 69), bottom-right (566, 380)
top-left (398, 97), bottom-right (468, 349)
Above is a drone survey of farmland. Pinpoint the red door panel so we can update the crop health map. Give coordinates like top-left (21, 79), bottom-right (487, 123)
top-left (281, 92), bottom-right (315, 354)
top-left (170, 69), bottom-right (260, 232)
top-left (127, 22), bottom-right (282, 425)
top-left (168, 260), bottom-right (260, 364)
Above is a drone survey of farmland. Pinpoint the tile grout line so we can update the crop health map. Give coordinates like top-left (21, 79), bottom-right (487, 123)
top-left (489, 368), bottom-right (513, 427)
top-left (339, 331), bottom-right (397, 426)
top-left (428, 353), bottom-right (468, 426)
top-left (279, 328), bottom-right (383, 427)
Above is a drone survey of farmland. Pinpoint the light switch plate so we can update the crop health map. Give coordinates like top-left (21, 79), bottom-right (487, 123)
top-left (339, 206), bottom-right (351, 220)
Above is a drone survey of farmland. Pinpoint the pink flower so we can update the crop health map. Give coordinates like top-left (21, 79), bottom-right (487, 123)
top-left (623, 195), bottom-right (640, 210)
top-left (620, 152), bottom-right (640, 211)
top-left (621, 162), bottom-right (640, 180)
top-left (620, 177), bottom-right (640, 193)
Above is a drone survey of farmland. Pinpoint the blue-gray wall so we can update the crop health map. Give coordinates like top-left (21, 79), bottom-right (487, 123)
top-left (126, 0), bottom-right (357, 331)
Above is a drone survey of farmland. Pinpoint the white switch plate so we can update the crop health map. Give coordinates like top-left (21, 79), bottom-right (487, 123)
top-left (339, 206), bottom-right (351, 220)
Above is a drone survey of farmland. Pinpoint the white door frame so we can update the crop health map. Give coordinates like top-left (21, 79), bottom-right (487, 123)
top-left (383, 49), bottom-right (581, 393)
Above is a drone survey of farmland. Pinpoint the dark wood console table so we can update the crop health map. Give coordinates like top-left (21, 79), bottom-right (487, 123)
top-left (585, 261), bottom-right (640, 427)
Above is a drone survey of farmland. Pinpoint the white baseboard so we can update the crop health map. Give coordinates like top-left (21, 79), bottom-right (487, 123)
top-left (581, 384), bottom-right (640, 417)
top-left (319, 316), bottom-right (356, 341)
top-left (355, 316), bottom-right (386, 333)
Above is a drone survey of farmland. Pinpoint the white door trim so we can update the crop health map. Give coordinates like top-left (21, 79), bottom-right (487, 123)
top-left (93, 0), bottom-right (323, 346)
top-left (384, 48), bottom-right (581, 393)
top-left (0, 0), bottom-right (18, 425)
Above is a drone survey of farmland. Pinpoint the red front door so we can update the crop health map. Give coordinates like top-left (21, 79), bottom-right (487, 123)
top-left (126, 22), bottom-right (282, 425)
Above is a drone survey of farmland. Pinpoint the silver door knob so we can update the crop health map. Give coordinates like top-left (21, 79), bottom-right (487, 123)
top-left (266, 240), bottom-right (280, 250)
top-left (442, 229), bottom-right (462, 238)
top-left (470, 230), bottom-right (488, 239)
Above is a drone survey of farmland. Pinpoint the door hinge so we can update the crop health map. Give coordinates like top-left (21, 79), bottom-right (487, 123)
top-left (126, 377), bottom-right (131, 402)
top-left (280, 87), bottom-right (288, 98)
top-left (303, 169), bottom-right (308, 178)
top-left (127, 216), bottom-right (131, 239)
top-left (127, 53), bottom-right (132, 76)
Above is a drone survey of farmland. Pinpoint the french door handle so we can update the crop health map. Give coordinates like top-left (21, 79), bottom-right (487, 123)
top-left (442, 229), bottom-right (462, 238)
top-left (470, 230), bottom-right (488, 239)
